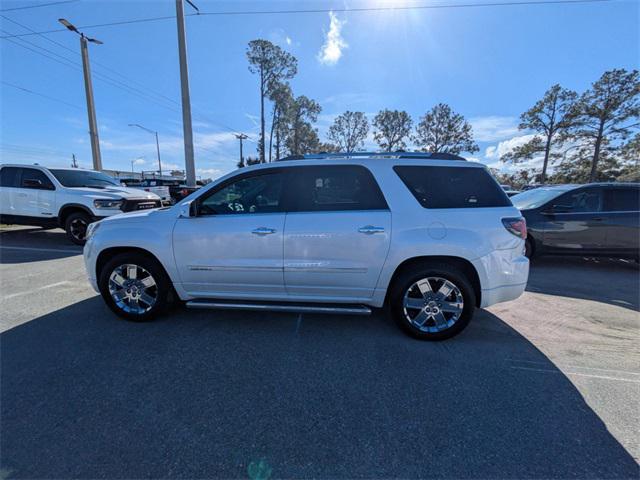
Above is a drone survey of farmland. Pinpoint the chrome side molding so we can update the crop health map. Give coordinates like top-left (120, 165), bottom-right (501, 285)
top-left (185, 300), bottom-right (372, 316)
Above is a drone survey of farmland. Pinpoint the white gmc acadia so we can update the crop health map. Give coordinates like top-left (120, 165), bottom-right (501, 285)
top-left (82, 152), bottom-right (529, 340)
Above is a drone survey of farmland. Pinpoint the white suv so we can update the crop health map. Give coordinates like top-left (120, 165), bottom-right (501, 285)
top-left (83, 153), bottom-right (529, 340)
top-left (0, 165), bottom-right (161, 245)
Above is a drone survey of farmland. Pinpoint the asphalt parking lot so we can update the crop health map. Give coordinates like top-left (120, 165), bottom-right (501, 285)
top-left (1, 225), bottom-right (638, 479)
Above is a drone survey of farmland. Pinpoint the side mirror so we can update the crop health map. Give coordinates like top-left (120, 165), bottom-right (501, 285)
top-left (179, 201), bottom-right (198, 218)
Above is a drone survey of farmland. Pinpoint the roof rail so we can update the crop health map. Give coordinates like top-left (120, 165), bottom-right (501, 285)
top-left (277, 152), bottom-right (466, 161)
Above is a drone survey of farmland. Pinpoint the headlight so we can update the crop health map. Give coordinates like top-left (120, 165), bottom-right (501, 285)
top-left (85, 221), bottom-right (100, 241)
top-left (94, 199), bottom-right (124, 209)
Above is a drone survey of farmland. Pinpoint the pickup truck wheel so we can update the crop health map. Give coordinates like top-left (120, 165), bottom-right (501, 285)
top-left (64, 211), bottom-right (91, 245)
top-left (98, 253), bottom-right (171, 322)
top-left (390, 263), bottom-right (476, 341)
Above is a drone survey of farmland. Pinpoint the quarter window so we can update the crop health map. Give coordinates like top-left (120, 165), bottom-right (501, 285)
top-left (286, 165), bottom-right (388, 212)
top-left (199, 171), bottom-right (284, 215)
top-left (603, 188), bottom-right (640, 212)
top-left (394, 166), bottom-right (510, 209)
top-left (0, 167), bottom-right (21, 188)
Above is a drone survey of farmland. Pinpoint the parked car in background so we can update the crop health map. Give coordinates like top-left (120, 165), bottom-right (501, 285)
top-left (0, 165), bottom-right (161, 245)
top-left (512, 183), bottom-right (640, 260)
top-left (121, 178), bottom-right (200, 204)
top-left (84, 152), bottom-right (529, 341)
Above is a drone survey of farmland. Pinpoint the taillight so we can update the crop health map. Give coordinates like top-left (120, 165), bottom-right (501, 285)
top-left (502, 217), bottom-right (527, 239)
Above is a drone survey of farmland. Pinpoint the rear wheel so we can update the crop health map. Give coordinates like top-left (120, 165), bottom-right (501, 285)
top-left (390, 263), bottom-right (476, 340)
top-left (98, 252), bottom-right (171, 322)
top-left (64, 211), bottom-right (91, 245)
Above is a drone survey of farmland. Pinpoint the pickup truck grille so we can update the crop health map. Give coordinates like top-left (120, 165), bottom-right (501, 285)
top-left (121, 199), bottom-right (162, 212)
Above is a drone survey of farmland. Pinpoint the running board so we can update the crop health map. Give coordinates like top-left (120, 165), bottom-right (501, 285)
top-left (185, 300), bottom-right (372, 316)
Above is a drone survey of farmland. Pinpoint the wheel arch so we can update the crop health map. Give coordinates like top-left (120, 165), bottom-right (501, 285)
top-left (96, 246), bottom-right (172, 285)
top-left (58, 203), bottom-right (94, 227)
top-left (384, 255), bottom-right (482, 307)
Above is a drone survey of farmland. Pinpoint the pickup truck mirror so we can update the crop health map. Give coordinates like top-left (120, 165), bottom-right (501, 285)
top-left (179, 201), bottom-right (198, 218)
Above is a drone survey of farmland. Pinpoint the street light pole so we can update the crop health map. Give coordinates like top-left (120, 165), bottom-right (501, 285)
top-left (175, 0), bottom-right (198, 187)
top-left (129, 124), bottom-right (162, 177)
top-left (59, 19), bottom-right (103, 171)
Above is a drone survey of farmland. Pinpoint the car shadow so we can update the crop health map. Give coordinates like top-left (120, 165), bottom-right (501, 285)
top-left (0, 227), bottom-right (82, 264)
top-left (527, 256), bottom-right (640, 311)
top-left (1, 298), bottom-right (637, 478)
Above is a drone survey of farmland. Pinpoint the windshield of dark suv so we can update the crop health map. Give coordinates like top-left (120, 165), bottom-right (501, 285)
top-left (511, 187), bottom-right (571, 210)
top-left (50, 169), bottom-right (120, 188)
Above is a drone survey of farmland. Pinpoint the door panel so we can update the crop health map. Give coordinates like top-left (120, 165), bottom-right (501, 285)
top-left (284, 211), bottom-right (391, 299)
top-left (18, 168), bottom-right (56, 219)
top-left (542, 188), bottom-right (606, 252)
top-left (173, 214), bottom-right (286, 296)
top-left (172, 169), bottom-right (286, 298)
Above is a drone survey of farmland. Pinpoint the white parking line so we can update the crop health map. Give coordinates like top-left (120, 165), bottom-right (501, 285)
top-left (0, 245), bottom-right (81, 254)
top-left (510, 366), bottom-right (640, 384)
top-left (1, 280), bottom-right (76, 301)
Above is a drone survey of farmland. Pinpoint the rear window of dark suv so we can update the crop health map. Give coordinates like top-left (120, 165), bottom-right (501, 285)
top-left (394, 166), bottom-right (511, 209)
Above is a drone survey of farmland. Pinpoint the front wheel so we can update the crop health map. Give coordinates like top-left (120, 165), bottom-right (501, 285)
top-left (64, 211), bottom-right (91, 245)
top-left (98, 253), bottom-right (172, 322)
top-left (390, 263), bottom-right (476, 341)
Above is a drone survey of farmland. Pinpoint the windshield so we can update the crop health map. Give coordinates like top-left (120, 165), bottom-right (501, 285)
top-left (50, 169), bottom-right (120, 188)
top-left (511, 188), bottom-right (569, 210)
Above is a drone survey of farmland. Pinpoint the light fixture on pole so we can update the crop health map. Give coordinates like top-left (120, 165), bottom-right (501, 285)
top-left (58, 18), bottom-right (103, 171)
top-left (128, 123), bottom-right (163, 177)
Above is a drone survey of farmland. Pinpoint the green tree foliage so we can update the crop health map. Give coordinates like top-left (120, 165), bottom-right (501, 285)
top-left (268, 82), bottom-right (294, 161)
top-left (280, 95), bottom-right (322, 156)
top-left (327, 111), bottom-right (369, 153)
top-left (412, 103), bottom-right (478, 155)
top-left (246, 40), bottom-right (297, 162)
top-left (372, 109), bottom-right (413, 152)
top-left (567, 69), bottom-right (640, 182)
top-left (501, 84), bottom-right (577, 182)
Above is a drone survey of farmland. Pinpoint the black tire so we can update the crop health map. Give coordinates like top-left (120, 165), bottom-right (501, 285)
top-left (64, 211), bottom-right (91, 245)
top-left (389, 262), bottom-right (476, 341)
top-left (524, 237), bottom-right (535, 259)
top-left (98, 252), bottom-right (172, 322)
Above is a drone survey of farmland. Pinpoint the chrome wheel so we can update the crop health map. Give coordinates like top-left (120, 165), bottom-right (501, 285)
top-left (70, 218), bottom-right (88, 242)
top-left (402, 277), bottom-right (464, 333)
top-left (108, 264), bottom-right (158, 314)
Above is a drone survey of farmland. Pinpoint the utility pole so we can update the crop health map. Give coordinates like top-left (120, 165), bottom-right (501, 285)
top-left (129, 124), bottom-right (163, 177)
top-left (175, 0), bottom-right (198, 187)
top-left (59, 19), bottom-right (103, 171)
top-left (235, 133), bottom-right (248, 167)
top-left (71, 153), bottom-right (78, 168)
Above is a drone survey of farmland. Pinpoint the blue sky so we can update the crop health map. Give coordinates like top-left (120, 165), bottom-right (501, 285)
top-left (1, 0), bottom-right (638, 179)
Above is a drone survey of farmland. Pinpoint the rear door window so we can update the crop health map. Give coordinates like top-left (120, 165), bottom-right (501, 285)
top-left (603, 188), bottom-right (640, 212)
top-left (0, 167), bottom-right (21, 188)
top-left (20, 168), bottom-right (55, 190)
top-left (285, 165), bottom-right (388, 212)
top-left (394, 166), bottom-right (511, 208)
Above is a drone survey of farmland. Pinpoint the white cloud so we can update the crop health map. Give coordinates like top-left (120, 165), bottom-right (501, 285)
top-left (484, 133), bottom-right (539, 160)
top-left (317, 11), bottom-right (347, 66)
top-left (197, 168), bottom-right (224, 179)
top-left (133, 158), bottom-right (146, 165)
top-left (470, 116), bottom-right (520, 142)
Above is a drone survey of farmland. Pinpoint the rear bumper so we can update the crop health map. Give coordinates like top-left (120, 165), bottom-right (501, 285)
top-left (480, 282), bottom-right (527, 307)
top-left (473, 245), bottom-right (529, 308)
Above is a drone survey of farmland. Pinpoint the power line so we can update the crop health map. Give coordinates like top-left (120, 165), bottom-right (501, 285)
top-left (1, 80), bottom-right (82, 109)
top-left (0, 0), bottom-right (78, 13)
top-left (0, 0), bottom-right (615, 39)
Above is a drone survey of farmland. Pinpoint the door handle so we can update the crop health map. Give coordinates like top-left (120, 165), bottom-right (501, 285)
top-left (17, 193), bottom-right (28, 197)
top-left (251, 227), bottom-right (277, 236)
top-left (592, 217), bottom-right (604, 222)
top-left (358, 225), bottom-right (385, 235)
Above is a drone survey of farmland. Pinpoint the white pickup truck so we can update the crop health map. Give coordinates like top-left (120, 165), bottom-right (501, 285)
top-left (0, 164), bottom-right (161, 245)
